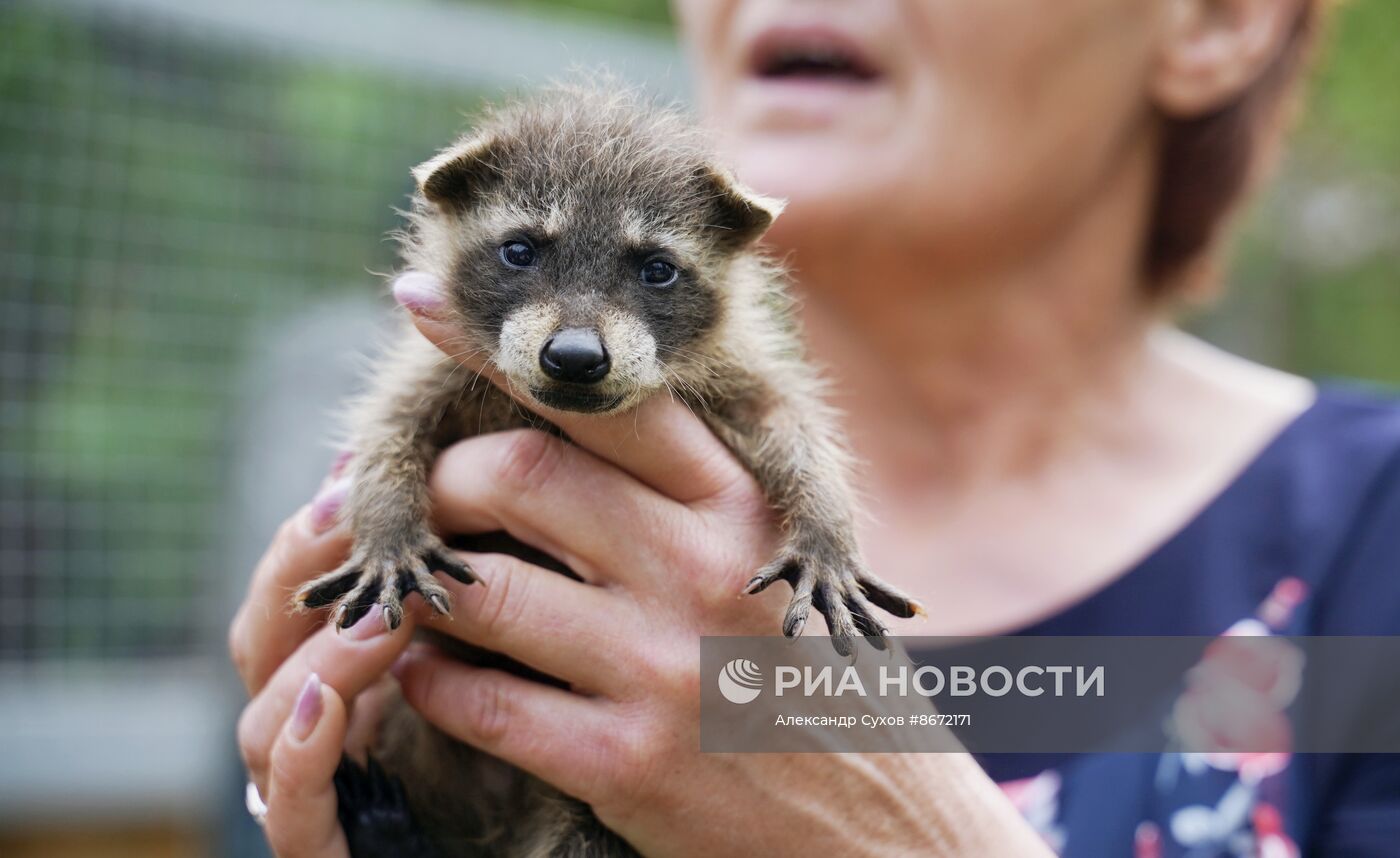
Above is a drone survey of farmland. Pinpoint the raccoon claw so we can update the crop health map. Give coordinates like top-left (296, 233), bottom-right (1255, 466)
top-left (292, 543), bottom-right (477, 632)
top-left (424, 548), bottom-right (479, 586)
top-left (745, 547), bottom-right (920, 656)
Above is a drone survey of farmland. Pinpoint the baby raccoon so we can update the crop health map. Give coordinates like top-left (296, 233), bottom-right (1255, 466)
top-left (293, 83), bottom-right (922, 858)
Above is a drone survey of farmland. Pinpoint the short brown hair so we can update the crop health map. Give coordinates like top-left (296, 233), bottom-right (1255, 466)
top-left (1146, 0), bottom-right (1326, 292)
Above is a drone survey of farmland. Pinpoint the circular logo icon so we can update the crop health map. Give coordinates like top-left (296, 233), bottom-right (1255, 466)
top-left (718, 658), bottom-right (763, 704)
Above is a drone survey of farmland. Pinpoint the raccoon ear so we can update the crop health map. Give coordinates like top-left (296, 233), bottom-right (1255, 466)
top-left (412, 133), bottom-right (499, 209)
top-left (697, 165), bottom-right (786, 247)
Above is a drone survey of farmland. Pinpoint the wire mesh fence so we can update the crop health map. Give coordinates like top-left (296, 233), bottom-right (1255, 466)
top-left (0, 3), bottom-right (488, 665)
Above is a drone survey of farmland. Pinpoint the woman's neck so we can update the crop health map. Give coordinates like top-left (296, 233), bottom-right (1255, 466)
top-left (801, 274), bottom-right (1149, 489)
top-left (791, 164), bottom-right (1157, 497)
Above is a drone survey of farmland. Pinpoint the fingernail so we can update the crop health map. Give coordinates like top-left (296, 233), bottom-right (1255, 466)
top-left (308, 478), bottom-right (348, 535)
top-left (328, 449), bottom-right (354, 479)
top-left (345, 604), bottom-right (387, 641)
top-left (290, 673), bottom-right (323, 742)
top-left (392, 272), bottom-right (446, 315)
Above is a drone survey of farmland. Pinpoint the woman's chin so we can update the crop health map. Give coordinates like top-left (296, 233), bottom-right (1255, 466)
top-left (733, 136), bottom-right (838, 188)
top-left (732, 143), bottom-right (884, 223)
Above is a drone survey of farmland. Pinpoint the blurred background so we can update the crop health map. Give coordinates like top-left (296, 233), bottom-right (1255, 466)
top-left (0, 0), bottom-right (1395, 855)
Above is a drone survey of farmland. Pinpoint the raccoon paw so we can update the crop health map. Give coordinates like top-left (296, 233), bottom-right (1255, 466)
top-left (334, 755), bottom-right (440, 858)
top-left (292, 534), bottom-right (478, 632)
top-left (742, 541), bottom-right (925, 657)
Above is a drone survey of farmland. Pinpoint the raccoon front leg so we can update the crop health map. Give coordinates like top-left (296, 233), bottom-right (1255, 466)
top-left (706, 381), bottom-right (925, 656)
top-left (294, 333), bottom-right (480, 631)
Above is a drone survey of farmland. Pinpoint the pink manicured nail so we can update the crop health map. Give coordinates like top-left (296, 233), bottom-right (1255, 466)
top-left (308, 478), bottom-right (348, 534)
top-left (290, 673), bottom-right (323, 742)
top-left (392, 272), bottom-right (446, 315)
top-left (328, 449), bottom-right (354, 479)
top-left (345, 604), bottom-right (387, 641)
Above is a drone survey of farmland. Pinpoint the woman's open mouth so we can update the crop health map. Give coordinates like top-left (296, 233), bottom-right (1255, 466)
top-left (748, 26), bottom-right (882, 86)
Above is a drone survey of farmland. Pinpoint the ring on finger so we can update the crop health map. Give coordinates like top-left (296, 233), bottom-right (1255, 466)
top-left (245, 780), bottom-right (269, 826)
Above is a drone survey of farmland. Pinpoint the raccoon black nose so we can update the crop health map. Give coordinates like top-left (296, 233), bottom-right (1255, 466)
top-left (540, 328), bottom-right (610, 384)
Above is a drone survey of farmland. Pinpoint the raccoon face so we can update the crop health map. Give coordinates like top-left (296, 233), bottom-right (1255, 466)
top-left (412, 125), bottom-right (782, 415)
top-left (486, 234), bottom-right (681, 415)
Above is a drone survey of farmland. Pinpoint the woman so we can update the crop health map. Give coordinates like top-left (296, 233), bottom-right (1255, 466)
top-left (229, 0), bottom-right (1400, 854)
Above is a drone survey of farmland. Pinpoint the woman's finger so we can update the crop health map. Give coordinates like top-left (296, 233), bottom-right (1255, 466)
top-left (553, 394), bottom-right (756, 507)
top-left (396, 272), bottom-right (755, 507)
top-left (394, 646), bottom-right (616, 804)
top-left (264, 673), bottom-right (351, 858)
top-left (230, 490), bottom-right (353, 695)
top-left (428, 429), bottom-right (688, 582)
top-left (418, 552), bottom-right (633, 692)
top-left (239, 607), bottom-right (414, 793)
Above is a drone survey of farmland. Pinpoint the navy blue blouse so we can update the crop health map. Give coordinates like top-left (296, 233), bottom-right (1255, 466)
top-left (978, 385), bottom-right (1400, 857)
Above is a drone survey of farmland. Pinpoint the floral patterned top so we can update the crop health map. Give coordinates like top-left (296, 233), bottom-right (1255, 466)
top-left (978, 386), bottom-right (1400, 857)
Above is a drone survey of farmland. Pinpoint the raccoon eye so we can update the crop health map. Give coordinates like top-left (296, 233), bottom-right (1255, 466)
top-left (640, 259), bottom-right (678, 288)
top-left (499, 240), bottom-right (536, 269)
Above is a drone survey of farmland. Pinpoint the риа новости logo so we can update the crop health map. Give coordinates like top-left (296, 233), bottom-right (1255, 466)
top-left (718, 658), bottom-right (763, 704)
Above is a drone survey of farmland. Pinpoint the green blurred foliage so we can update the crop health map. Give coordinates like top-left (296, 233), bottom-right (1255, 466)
top-left (483, 0), bottom-right (671, 28)
top-left (1215, 0), bottom-right (1400, 384)
top-left (1308, 0), bottom-right (1400, 168)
